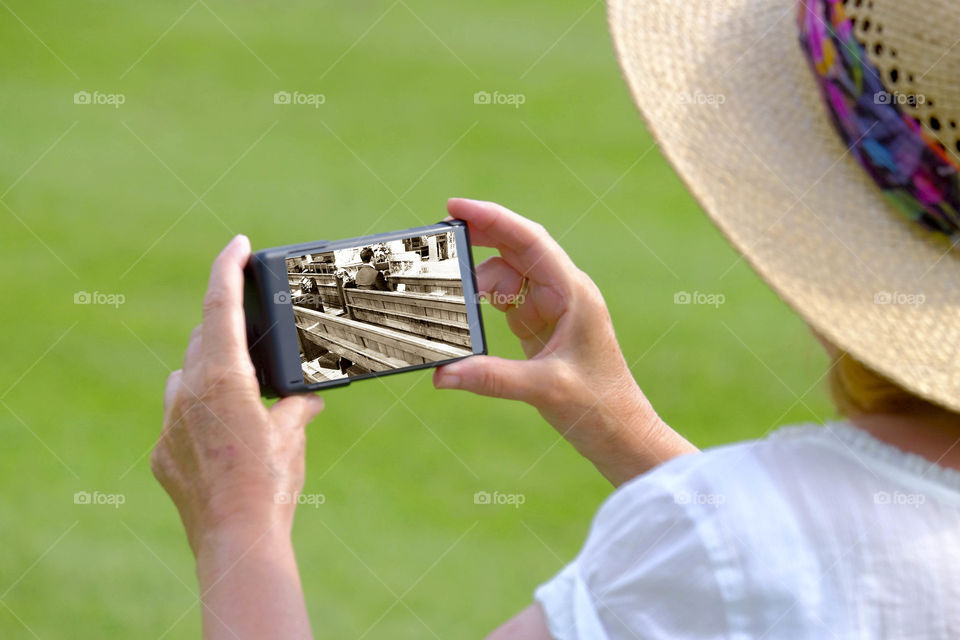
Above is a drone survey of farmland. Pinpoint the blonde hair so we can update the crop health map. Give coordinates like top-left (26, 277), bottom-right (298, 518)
top-left (828, 350), bottom-right (946, 416)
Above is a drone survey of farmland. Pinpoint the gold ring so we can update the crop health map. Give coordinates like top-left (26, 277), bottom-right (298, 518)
top-left (512, 276), bottom-right (529, 309)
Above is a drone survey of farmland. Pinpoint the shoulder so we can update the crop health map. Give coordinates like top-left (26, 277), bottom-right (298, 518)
top-left (595, 427), bottom-right (864, 575)
top-left (588, 432), bottom-right (804, 536)
top-left (536, 427), bottom-right (858, 639)
top-left (574, 438), bottom-right (787, 590)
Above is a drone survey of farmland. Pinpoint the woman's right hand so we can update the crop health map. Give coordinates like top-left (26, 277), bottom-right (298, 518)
top-left (434, 199), bottom-right (696, 485)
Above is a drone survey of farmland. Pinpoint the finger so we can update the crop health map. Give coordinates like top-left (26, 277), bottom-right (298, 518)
top-left (269, 394), bottom-right (325, 428)
top-left (201, 235), bottom-right (252, 370)
top-left (163, 370), bottom-right (182, 415)
top-left (182, 324), bottom-right (203, 373)
top-left (433, 356), bottom-right (554, 404)
top-left (475, 256), bottom-right (524, 312)
top-left (447, 198), bottom-right (573, 282)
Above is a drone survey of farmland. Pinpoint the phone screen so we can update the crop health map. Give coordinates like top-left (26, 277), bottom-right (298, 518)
top-left (285, 229), bottom-right (474, 385)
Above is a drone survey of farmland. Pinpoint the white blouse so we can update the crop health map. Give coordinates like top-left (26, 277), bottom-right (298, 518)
top-left (535, 422), bottom-right (960, 639)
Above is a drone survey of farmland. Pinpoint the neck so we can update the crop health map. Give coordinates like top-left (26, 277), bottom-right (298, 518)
top-left (849, 410), bottom-right (960, 472)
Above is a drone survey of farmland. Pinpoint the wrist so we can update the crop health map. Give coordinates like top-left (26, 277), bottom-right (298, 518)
top-left (542, 364), bottom-right (695, 485)
top-left (188, 484), bottom-right (298, 553)
top-left (593, 385), bottom-right (696, 484)
top-left (193, 517), bottom-right (313, 640)
top-left (195, 517), bottom-right (294, 582)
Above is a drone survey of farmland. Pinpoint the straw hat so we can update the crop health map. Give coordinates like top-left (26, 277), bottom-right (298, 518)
top-left (607, 0), bottom-right (960, 412)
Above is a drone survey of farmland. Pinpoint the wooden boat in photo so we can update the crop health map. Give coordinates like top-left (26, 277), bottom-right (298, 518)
top-left (386, 274), bottom-right (463, 297)
top-left (294, 304), bottom-right (471, 374)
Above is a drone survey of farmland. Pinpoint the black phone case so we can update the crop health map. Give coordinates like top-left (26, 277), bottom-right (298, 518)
top-left (244, 220), bottom-right (486, 397)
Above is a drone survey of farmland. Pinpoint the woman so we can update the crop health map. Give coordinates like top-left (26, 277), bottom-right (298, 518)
top-left (150, 0), bottom-right (960, 637)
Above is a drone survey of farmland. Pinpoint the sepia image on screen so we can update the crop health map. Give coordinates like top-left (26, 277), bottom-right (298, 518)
top-left (286, 230), bottom-right (472, 384)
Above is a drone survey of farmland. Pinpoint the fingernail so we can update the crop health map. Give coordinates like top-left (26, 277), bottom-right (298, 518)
top-left (308, 395), bottom-right (325, 411)
top-left (435, 374), bottom-right (460, 389)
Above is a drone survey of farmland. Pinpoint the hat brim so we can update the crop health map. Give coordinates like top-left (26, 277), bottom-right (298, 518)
top-left (608, 0), bottom-right (960, 411)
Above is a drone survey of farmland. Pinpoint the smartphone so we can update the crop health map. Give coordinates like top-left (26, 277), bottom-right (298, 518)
top-left (244, 220), bottom-right (487, 397)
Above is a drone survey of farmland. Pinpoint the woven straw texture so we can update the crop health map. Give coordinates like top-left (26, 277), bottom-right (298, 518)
top-left (607, 0), bottom-right (960, 411)
top-left (845, 1), bottom-right (960, 157)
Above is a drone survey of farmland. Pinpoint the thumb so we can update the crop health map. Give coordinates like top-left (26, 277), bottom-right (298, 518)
top-left (433, 356), bottom-right (552, 403)
top-left (270, 394), bottom-right (325, 428)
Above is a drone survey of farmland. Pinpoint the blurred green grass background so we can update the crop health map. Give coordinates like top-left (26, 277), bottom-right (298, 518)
top-left (0, 0), bottom-right (835, 637)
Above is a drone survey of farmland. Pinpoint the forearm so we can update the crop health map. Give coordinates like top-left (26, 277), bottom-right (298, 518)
top-left (196, 523), bottom-right (313, 640)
